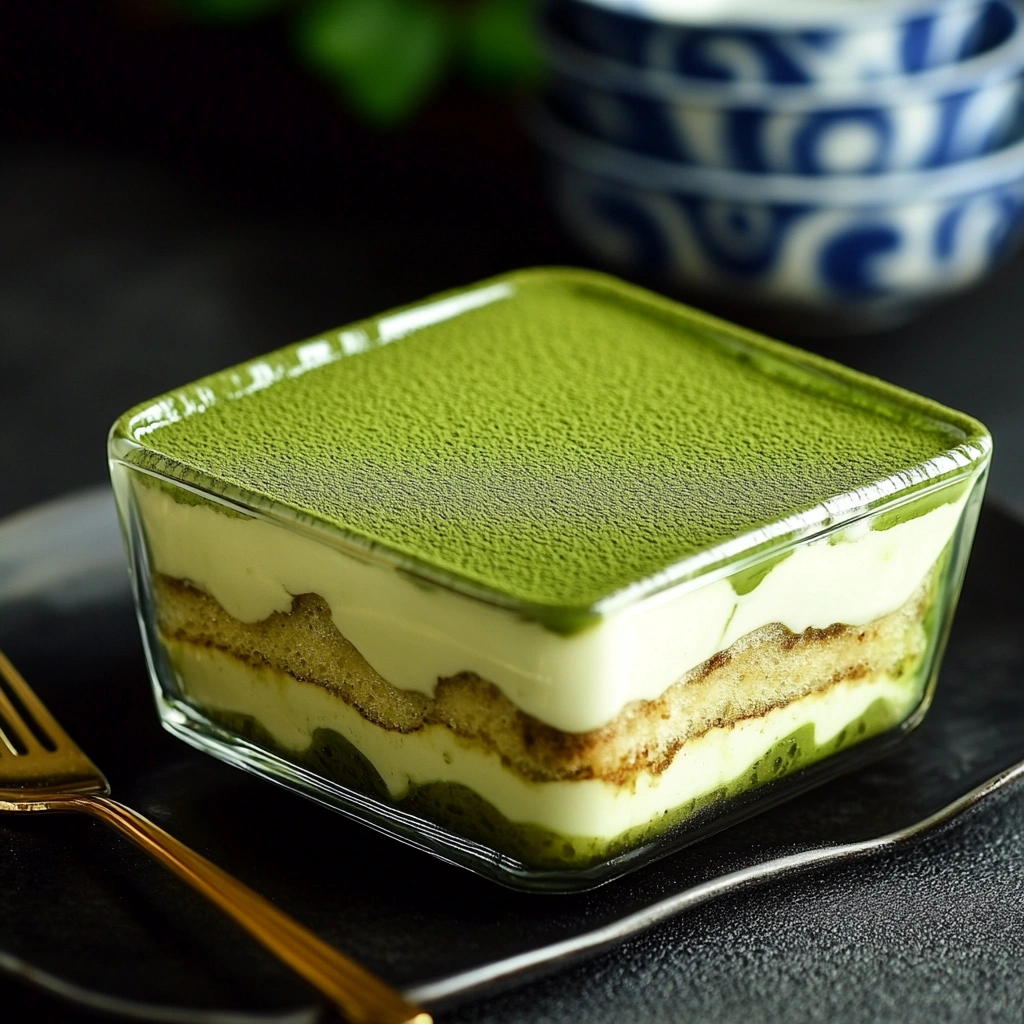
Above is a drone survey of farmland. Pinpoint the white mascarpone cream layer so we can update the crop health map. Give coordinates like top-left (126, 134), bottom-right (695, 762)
top-left (135, 482), bottom-right (963, 734)
top-left (168, 639), bottom-right (921, 840)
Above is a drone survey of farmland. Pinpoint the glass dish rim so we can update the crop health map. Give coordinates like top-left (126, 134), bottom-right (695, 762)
top-left (107, 267), bottom-right (992, 632)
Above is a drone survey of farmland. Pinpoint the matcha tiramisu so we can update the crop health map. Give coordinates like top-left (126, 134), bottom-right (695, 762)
top-left (109, 268), bottom-right (989, 887)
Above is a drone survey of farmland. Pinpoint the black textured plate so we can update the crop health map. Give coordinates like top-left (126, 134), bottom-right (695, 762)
top-left (1, 489), bottom-right (1023, 1023)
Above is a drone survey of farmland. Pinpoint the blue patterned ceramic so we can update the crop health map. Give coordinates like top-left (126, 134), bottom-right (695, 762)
top-left (544, 0), bottom-right (1024, 173)
top-left (544, 0), bottom-right (1000, 84)
top-left (536, 112), bottom-right (1024, 318)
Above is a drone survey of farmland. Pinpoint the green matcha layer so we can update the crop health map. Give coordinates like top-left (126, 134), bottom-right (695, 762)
top-left (204, 692), bottom-right (916, 871)
top-left (111, 268), bottom-right (989, 618)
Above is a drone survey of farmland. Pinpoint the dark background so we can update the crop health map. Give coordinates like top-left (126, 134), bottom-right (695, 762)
top-left (1, 0), bottom-right (577, 520)
top-left (2, 2), bottom-right (1024, 1023)
top-left (4, 0), bottom-right (1024, 520)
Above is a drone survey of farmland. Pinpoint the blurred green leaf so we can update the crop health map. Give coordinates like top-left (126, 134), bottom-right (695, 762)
top-left (173, 0), bottom-right (286, 24)
top-left (294, 0), bottom-right (452, 124)
top-left (463, 0), bottom-right (542, 86)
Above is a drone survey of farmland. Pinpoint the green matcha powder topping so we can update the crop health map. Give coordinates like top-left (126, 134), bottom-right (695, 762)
top-left (114, 268), bottom-right (987, 613)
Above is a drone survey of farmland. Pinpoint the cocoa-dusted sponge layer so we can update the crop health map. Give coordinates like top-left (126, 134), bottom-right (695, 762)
top-left (115, 268), bottom-right (985, 609)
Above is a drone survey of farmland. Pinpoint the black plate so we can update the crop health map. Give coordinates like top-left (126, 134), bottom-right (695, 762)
top-left (2, 490), bottom-right (1024, 1022)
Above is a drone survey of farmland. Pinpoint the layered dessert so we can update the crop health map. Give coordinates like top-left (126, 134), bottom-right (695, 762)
top-left (109, 268), bottom-right (989, 883)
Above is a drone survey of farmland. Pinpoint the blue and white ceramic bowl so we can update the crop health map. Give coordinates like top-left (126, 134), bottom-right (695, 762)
top-left (544, 0), bottom-right (1024, 173)
top-left (536, 112), bottom-right (1024, 320)
top-left (544, 0), bottom-right (1000, 84)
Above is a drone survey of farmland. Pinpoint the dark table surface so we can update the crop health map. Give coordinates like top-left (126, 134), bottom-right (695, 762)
top-left (3, 2), bottom-right (1024, 1022)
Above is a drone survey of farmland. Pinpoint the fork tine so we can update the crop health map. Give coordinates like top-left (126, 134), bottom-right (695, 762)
top-left (0, 649), bottom-right (70, 752)
top-left (0, 677), bottom-right (45, 753)
top-left (0, 715), bottom-right (22, 755)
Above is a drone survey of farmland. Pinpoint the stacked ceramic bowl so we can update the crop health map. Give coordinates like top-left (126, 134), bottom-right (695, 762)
top-left (537, 0), bottom-right (1024, 328)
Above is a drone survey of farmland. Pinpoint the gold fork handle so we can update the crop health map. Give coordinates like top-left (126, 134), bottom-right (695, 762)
top-left (61, 794), bottom-right (431, 1024)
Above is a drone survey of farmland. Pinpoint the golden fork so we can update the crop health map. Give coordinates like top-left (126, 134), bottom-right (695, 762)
top-left (0, 649), bottom-right (431, 1024)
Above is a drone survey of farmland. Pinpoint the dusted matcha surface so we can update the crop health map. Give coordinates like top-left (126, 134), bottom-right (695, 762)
top-left (114, 268), bottom-right (987, 610)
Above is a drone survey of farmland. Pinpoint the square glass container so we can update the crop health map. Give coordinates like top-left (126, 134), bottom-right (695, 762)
top-left (109, 268), bottom-right (990, 892)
